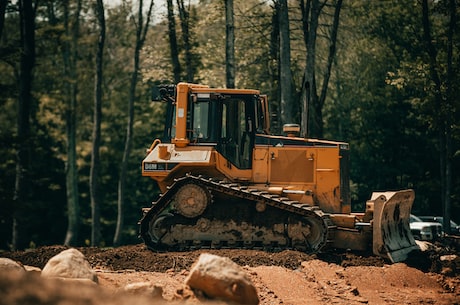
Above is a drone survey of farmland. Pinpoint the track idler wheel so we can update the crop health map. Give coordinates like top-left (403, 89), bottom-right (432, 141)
top-left (173, 183), bottom-right (211, 218)
top-left (287, 216), bottom-right (327, 252)
top-left (151, 213), bottom-right (173, 242)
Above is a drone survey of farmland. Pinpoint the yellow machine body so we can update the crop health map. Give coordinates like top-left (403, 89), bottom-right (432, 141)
top-left (140, 83), bottom-right (419, 263)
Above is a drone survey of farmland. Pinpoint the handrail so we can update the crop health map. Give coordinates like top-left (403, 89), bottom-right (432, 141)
top-left (147, 139), bottom-right (161, 154)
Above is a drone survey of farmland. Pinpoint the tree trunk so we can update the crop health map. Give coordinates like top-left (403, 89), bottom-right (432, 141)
top-left (0, 0), bottom-right (7, 39)
top-left (177, 0), bottom-right (193, 82)
top-left (90, 0), bottom-right (105, 247)
top-left (318, 0), bottom-right (341, 115)
top-left (299, 0), bottom-right (311, 138)
top-left (63, 0), bottom-right (82, 247)
top-left (421, 0), bottom-right (454, 234)
top-left (443, 0), bottom-right (455, 235)
top-left (114, 0), bottom-right (154, 246)
top-left (300, 0), bottom-right (341, 138)
top-left (167, 0), bottom-right (181, 83)
top-left (225, 0), bottom-right (235, 88)
top-left (277, 0), bottom-right (293, 127)
top-left (12, 0), bottom-right (35, 251)
top-left (298, 0), bottom-right (307, 136)
top-left (300, 0), bottom-right (319, 137)
top-left (269, 8), bottom-right (281, 134)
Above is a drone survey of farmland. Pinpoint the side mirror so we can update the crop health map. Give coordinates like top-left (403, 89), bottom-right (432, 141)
top-left (151, 85), bottom-right (176, 102)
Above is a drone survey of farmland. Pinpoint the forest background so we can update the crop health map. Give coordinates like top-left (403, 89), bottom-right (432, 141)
top-left (0, 0), bottom-right (459, 250)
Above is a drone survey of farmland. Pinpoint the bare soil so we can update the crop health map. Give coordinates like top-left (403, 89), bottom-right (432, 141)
top-left (1, 244), bottom-right (459, 305)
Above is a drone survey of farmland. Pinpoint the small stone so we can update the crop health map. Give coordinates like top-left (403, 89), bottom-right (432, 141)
top-left (124, 282), bottom-right (164, 298)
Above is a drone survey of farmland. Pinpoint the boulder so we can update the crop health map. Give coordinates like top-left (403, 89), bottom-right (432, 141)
top-left (0, 257), bottom-right (26, 274)
top-left (41, 248), bottom-right (98, 283)
top-left (185, 253), bottom-right (259, 305)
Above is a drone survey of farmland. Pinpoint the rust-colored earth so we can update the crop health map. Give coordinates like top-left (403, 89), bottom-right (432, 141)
top-left (1, 244), bottom-right (459, 305)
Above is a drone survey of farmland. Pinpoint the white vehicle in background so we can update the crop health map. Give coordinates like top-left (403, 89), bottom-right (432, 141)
top-left (409, 214), bottom-right (444, 241)
top-left (418, 216), bottom-right (460, 236)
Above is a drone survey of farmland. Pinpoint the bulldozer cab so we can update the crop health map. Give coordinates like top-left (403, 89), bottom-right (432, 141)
top-left (154, 83), bottom-right (268, 169)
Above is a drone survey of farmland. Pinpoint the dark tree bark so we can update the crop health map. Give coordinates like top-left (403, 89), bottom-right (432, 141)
top-left (167, 0), bottom-right (181, 83)
top-left (300, 0), bottom-right (341, 138)
top-left (63, 0), bottom-right (82, 247)
top-left (90, 0), bottom-right (105, 247)
top-left (319, 0), bottom-right (341, 117)
top-left (225, 0), bottom-right (235, 88)
top-left (177, 0), bottom-right (194, 82)
top-left (269, 8), bottom-right (281, 133)
top-left (0, 0), bottom-right (7, 39)
top-left (114, 0), bottom-right (154, 246)
top-left (12, 0), bottom-right (35, 250)
top-left (421, 0), bottom-right (454, 234)
top-left (300, 0), bottom-right (318, 137)
top-left (276, 0), bottom-right (294, 127)
top-left (443, 0), bottom-right (455, 235)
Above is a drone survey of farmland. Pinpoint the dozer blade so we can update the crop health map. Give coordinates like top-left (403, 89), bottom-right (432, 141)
top-left (371, 189), bottom-right (419, 263)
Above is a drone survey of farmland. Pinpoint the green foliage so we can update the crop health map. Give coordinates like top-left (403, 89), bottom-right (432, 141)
top-left (327, 0), bottom-right (460, 216)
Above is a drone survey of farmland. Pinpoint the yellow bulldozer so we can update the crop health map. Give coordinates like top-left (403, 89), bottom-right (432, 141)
top-left (139, 82), bottom-right (419, 263)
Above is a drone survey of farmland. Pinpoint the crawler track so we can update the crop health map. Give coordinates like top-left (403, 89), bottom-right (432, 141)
top-left (140, 174), bottom-right (336, 253)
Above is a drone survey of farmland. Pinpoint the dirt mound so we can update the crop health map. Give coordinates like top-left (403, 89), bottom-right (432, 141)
top-left (1, 244), bottom-right (459, 305)
top-left (1, 244), bottom-right (385, 271)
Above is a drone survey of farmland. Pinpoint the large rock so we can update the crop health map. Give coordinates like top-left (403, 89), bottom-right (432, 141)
top-left (185, 253), bottom-right (259, 305)
top-left (0, 257), bottom-right (26, 274)
top-left (41, 248), bottom-right (98, 283)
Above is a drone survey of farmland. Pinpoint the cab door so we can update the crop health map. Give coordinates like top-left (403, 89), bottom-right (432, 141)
top-left (217, 97), bottom-right (255, 169)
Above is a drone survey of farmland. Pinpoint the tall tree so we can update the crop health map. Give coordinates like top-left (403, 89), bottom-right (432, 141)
top-left (299, 0), bottom-right (342, 138)
top-left (167, 0), bottom-right (181, 83)
top-left (225, 0), bottom-right (235, 88)
top-left (114, 0), bottom-right (154, 246)
top-left (0, 0), bottom-right (7, 39)
top-left (177, 0), bottom-right (194, 82)
top-left (63, 0), bottom-right (82, 246)
top-left (269, 7), bottom-right (281, 133)
top-left (12, 0), bottom-right (35, 250)
top-left (443, 0), bottom-right (456, 234)
top-left (90, 0), bottom-right (105, 246)
top-left (300, 0), bottom-right (318, 137)
top-left (276, 0), bottom-right (294, 127)
top-left (421, 0), bottom-right (456, 234)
